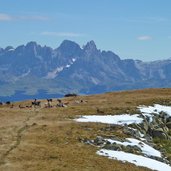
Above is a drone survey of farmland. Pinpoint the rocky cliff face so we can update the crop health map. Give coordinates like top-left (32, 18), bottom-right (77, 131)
top-left (0, 40), bottom-right (171, 100)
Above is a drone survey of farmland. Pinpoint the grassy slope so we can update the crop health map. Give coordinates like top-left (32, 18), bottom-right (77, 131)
top-left (0, 88), bottom-right (171, 171)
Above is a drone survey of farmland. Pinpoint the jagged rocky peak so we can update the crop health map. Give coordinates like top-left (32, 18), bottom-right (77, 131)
top-left (58, 40), bottom-right (81, 51)
top-left (101, 50), bottom-right (121, 62)
top-left (24, 41), bottom-right (42, 57)
top-left (5, 46), bottom-right (14, 51)
top-left (15, 45), bottom-right (25, 52)
top-left (25, 41), bottom-right (44, 56)
top-left (83, 40), bottom-right (98, 53)
top-left (25, 41), bottom-right (38, 48)
top-left (56, 40), bottom-right (82, 58)
top-left (0, 48), bottom-right (3, 52)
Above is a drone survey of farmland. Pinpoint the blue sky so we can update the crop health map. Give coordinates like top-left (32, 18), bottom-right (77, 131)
top-left (0, 0), bottom-right (171, 61)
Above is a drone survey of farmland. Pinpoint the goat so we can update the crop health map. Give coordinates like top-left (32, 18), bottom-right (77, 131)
top-left (32, 99), bottom-right (41, 107)
top-left (47, 99), bottom-right (53, 102)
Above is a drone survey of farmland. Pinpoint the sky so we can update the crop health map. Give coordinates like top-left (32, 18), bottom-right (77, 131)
top-left (0, 0), bottom-right (171, 61)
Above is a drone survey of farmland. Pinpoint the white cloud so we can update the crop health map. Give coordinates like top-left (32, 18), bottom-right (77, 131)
top-left (147, 17), bottom-right (169, 22)
top-left (0, 13), bottom-right (48, 21)
top-left (41, 31), bottom-right (84, 37)
top-left (0, 13), bottom-right (12, 21)
top-left (113, 17), bottom-right (169, 24)
top-left (137, 36), bottom-right (152, 41)
top-left (18, 15), bottom-right (49, 21)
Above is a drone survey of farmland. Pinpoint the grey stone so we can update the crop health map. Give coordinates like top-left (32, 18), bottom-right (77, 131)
top-left (166, 117), bottom-right (171, 123)
top-left (104, 144), bottom-right (122, 151)
top-left (166, 122), bottom-right (171, 129)
top-left (94, 136), bottom-right (105, 145)
top-left (152, 128), bottom-right (168, 139)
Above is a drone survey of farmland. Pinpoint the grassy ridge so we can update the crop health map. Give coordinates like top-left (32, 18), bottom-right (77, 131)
top-left (0, 88), bottom-right (171, 171)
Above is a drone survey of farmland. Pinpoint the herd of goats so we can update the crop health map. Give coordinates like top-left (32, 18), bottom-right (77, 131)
top-left (31, 98), bottom-right (70, 108)
top-left (0, 94), bottom-right (87, 109)
top-left (0, 98), bottom-right (67, 108)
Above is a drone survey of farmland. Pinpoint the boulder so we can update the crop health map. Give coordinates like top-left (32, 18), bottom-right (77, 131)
top-left (163, 126), bottom-right (169, 133)
top-left (152, 128), bottom-right (168, 139)
top-left (166, 122), bottom-right (171, 129)
top-left (94, 136), bottom-right (105, 145)
top-left (104, 143), bottom-right (122, 151)
top-left (166, 117), bottom-right (171, 123)
top-left (123, 126), bottom-right (140, 138)
top-left (159, 111), bottom-right (168, 121)
top-left (124, 145), bottom-right (142, 154)
top-left (139, 121), bottom-right (149, 132)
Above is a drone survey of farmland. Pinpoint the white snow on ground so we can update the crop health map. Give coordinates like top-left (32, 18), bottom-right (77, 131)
top-left (19, 69), bottom-right (31, 78)
top-left (142, 113), bottom-right (153, 122)
top-left (97, 149), bottom-right (171, 171)
top-left (75, 114), bottom-right (143, 125)
top-left (66, 64), bottom-right (71, 68)
top-left (46, 58), bottom-right (77, 79)
top-left (46, 66), bottom-right (64, 79)
top-left (106, 138), bottom-right (161, 157)
top-left (8, 48), bottom-right (14, 51)
top-left (72, 58), bottom-right (76, 62)
top-left (91, 77), bottom-right (100, 85)
top-left (138, 104), bottom-right (171, 116)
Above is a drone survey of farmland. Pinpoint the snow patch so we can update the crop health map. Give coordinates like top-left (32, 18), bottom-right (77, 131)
top-left (91, 77), bottom-right (100, 85)
top-left (138, 104), bottom-right (171, 116)
top-left (46, 67), bottom-right (64, 79)
top-left (106, 138), bottom-right (161, 158)
top-left (66, 64), bottom-right (71, 68)
top-left (8, 48), bottom-right (14, 51)
top-left (72, 58), bottom-right (76, 62)
top-left (19, 69), bottom-right (30, 78)
top-left (97, 149), bottom-right (171, 171)
top-left (46, 58), bottom-right (77, 79)
top-left (75, 114), bottom-right (143, 125)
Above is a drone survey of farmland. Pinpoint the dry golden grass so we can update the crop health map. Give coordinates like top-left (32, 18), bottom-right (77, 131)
top-left (1, 88), bottom-right (171, 171)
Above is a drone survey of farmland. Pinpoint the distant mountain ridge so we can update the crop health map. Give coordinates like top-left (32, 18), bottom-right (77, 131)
top-left (0, 40), bottom-right (171, 101)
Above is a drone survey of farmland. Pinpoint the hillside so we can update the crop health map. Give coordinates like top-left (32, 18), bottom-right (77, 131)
top-left (0, 40), bottom-right (171, 101)
top-left (0, 88), bottom-right (171, 171)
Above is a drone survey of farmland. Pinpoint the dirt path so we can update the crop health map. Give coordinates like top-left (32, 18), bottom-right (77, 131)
top-left (0, 108), bottom-right (41, 166)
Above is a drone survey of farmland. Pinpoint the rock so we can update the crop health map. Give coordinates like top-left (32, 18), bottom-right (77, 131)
top-left (94, 136), bottom-right (105, 145)
top-left (156, 118), bottom-right (166, 128)
top-left (159, 111), bottom-right (168, 120)
top-left (150, 156), bottom-right (166, 163)
top-left (144, 135), bottom-right (153, 142)
top-left (166, 117), bottom-right (171, 123)
top-left (152, 128), bottom-right (168, 139)
top-left (132, 145), bottom-right (142, 152)
top-left (163, 126), bottom-right (169, 132)
top-left (138, 117), bottom-right (149, 132)
top-left (104, 143), bottom-right (122, 151)
top-left (106, 141), bottom-right (111, 145)
top-left (124, 145), bottom-right (141, 154)
top-left (145, 115), bottom-right (151, 122)
top-left (123, 126), bottom-right (140, 138)
top-left (166, 122), bottom-right (171, 129)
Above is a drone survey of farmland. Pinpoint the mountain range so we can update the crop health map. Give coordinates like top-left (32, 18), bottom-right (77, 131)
top-left (0, 40), bottom-right (171, 101)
